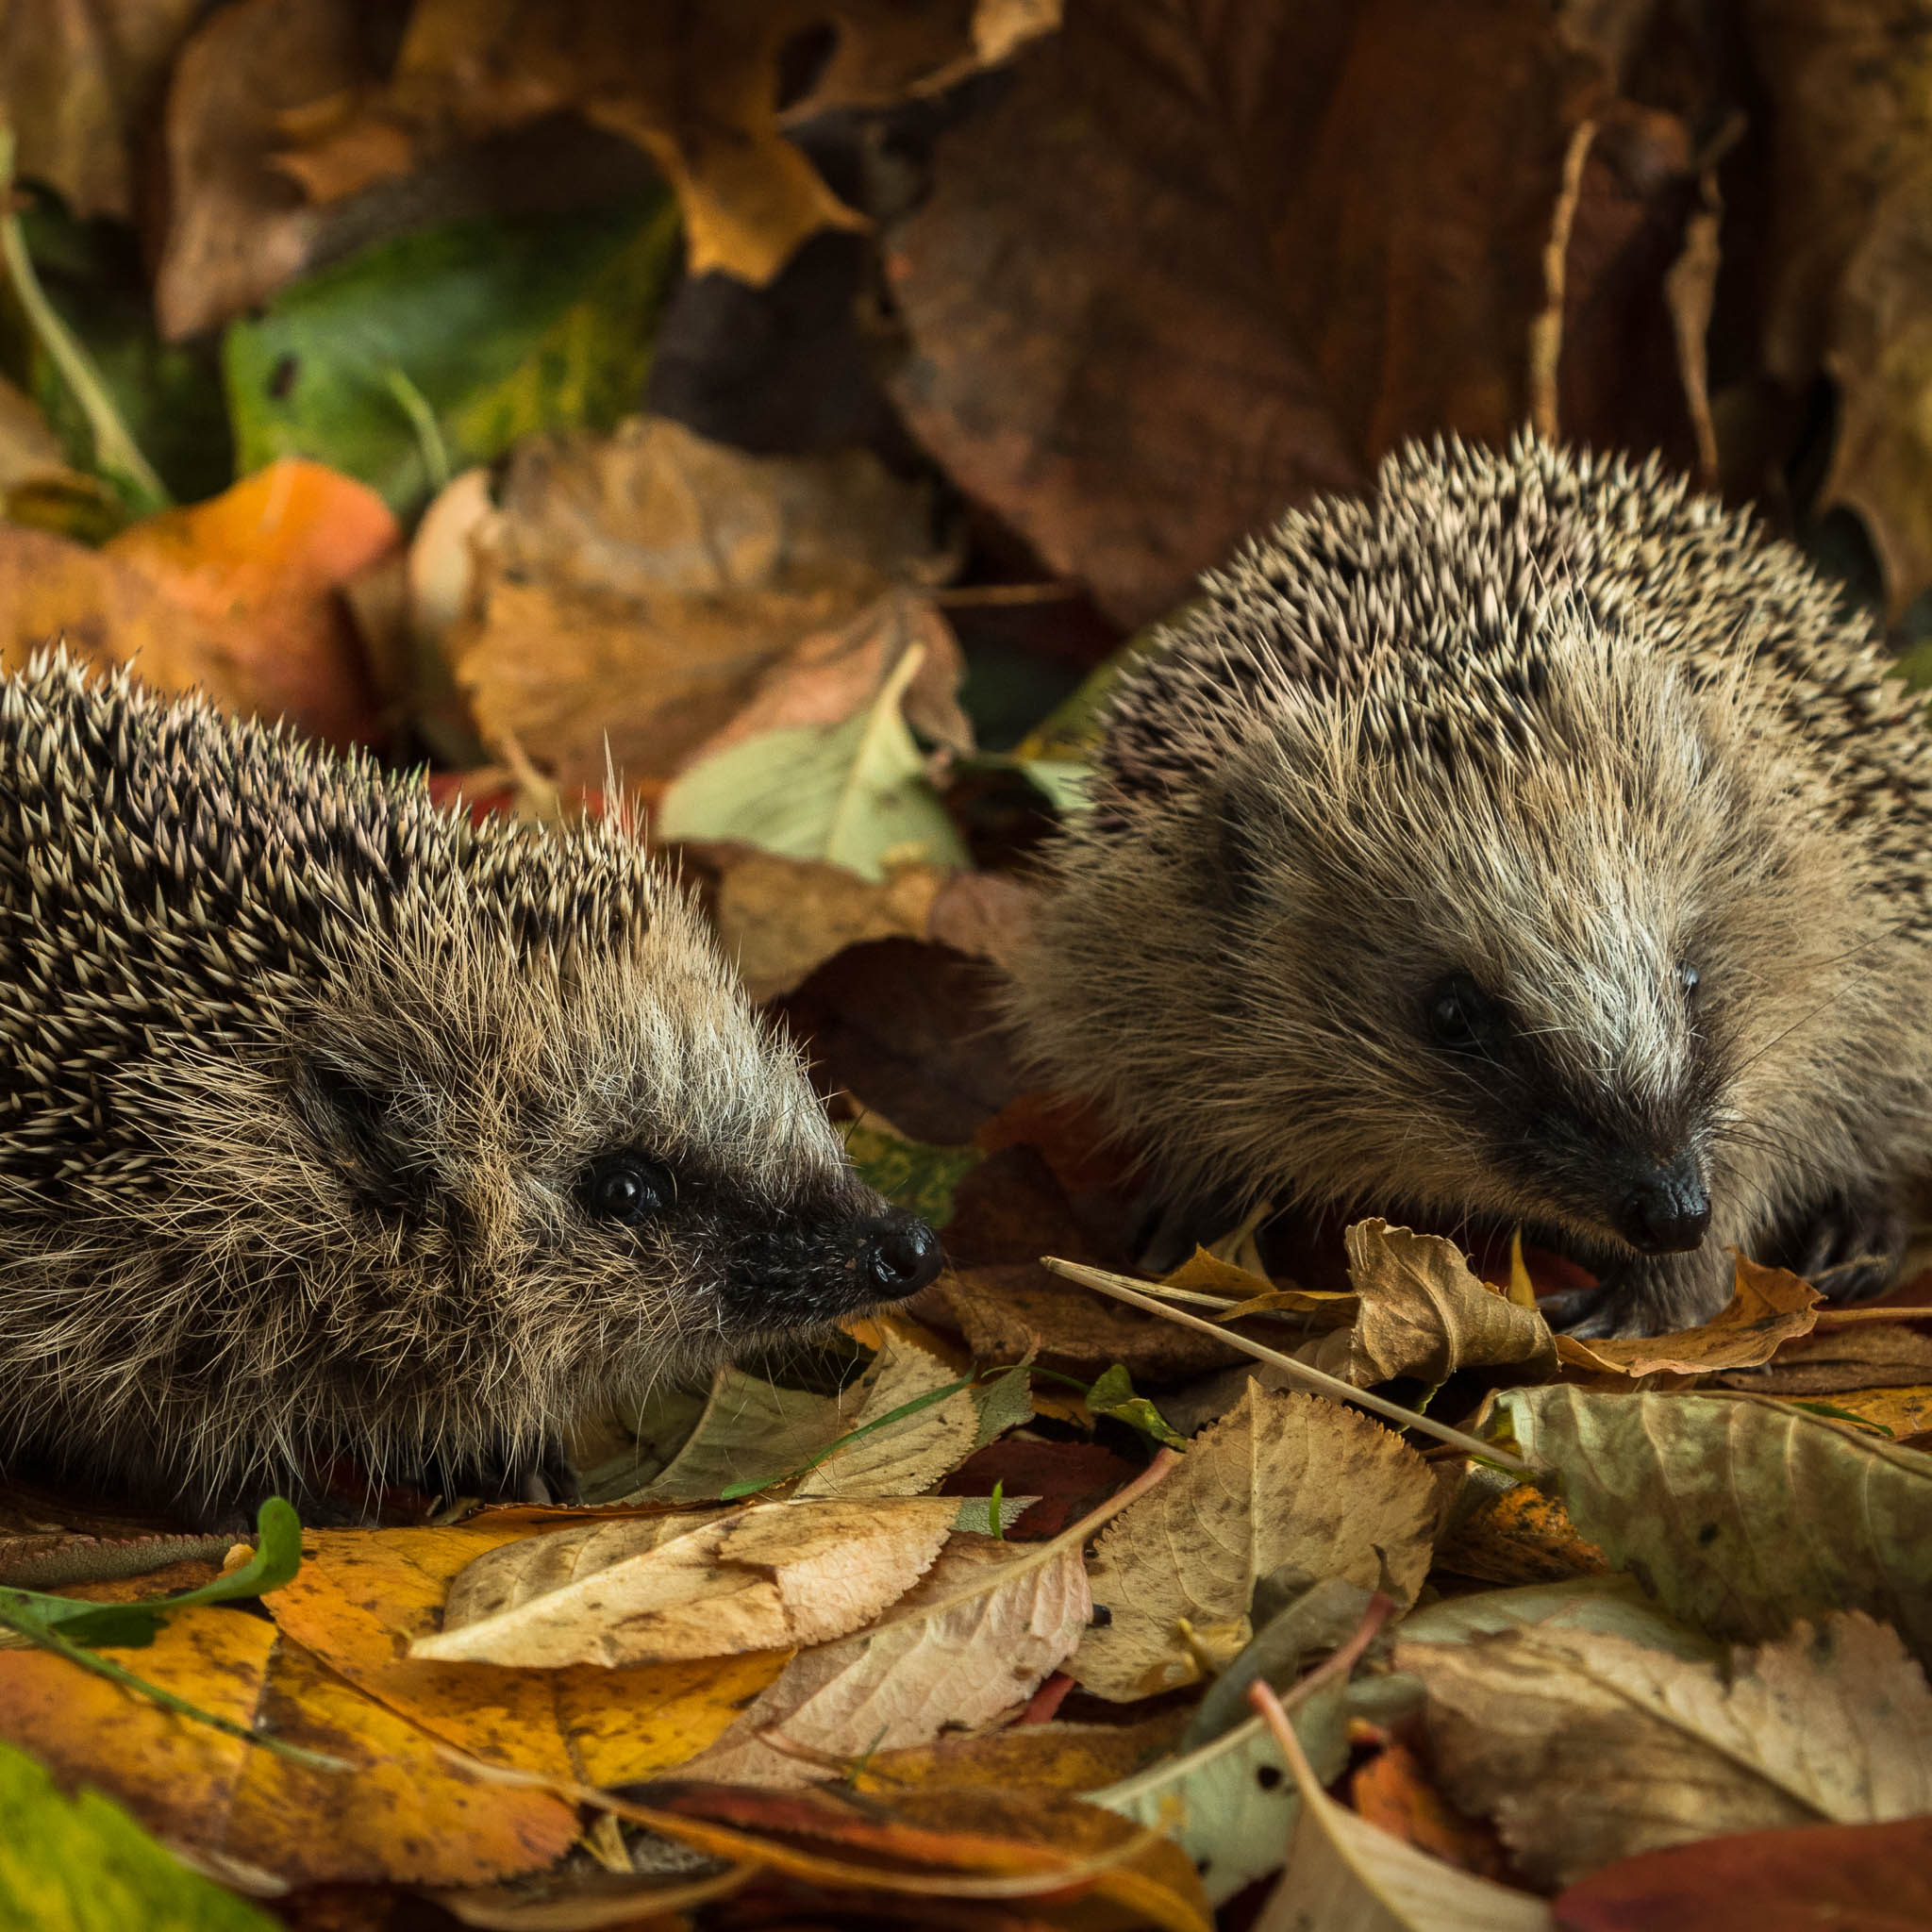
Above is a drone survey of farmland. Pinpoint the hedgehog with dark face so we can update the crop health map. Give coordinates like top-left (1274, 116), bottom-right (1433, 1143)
top-left (0, 654), bottom-right (940, 1518)
top-left (1007, 434), bottom-right (1932, 1337)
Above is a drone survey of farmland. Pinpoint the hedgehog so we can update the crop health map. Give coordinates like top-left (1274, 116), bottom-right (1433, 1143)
top-left (1007, 433), bottom-right (1932, 1337)
top-left (0, 652), bottom-right (941, 1519)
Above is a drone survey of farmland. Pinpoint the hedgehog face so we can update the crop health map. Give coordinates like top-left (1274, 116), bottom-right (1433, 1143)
top-left (1167, 634), bottom-right (1872, 1273)
top-left (160, 886), bottom-right (939, 1487)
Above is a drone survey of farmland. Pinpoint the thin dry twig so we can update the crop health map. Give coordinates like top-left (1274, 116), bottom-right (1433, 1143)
top-left (1041, 1257), bottom-right (1538, 1475)
top-left (1527, 117), bottom-right (1598, 442)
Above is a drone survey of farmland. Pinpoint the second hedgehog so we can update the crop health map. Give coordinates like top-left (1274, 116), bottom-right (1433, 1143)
top-left (0, 655), bottom-right (941, 1518)
top-left (1008, 435), bottom-right (1932, 1337)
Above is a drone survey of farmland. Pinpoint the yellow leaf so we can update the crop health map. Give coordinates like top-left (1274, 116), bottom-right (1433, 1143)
top-left (271, 1521), bottom-right (788, 1786)
top-left (0, 1608), bottom-right (577, 1887)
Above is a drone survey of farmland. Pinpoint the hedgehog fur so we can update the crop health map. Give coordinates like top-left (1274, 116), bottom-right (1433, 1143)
top-left (0, 654), bottom-right (940, 1517)
top-left (1006, 433), bottom-right (1932, 1336)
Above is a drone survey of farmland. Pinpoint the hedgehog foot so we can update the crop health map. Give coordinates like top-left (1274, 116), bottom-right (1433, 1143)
top-left (1778, 1191), bottom-right (1907, 1305)
top-left (1537, 1245), bottom-right (1736, 1338)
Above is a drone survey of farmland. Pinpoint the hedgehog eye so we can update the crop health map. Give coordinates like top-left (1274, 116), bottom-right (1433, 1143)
top-left (583, 1154), bottom-right (675, 1224)
top-left (1678, 963), bottom-right (1702, 1000)
top-left (1424, 973), bottom-right (1506, 1055)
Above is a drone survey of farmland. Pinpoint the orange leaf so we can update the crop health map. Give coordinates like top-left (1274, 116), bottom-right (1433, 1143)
top-left (0, 1607), bottom-right (577, 1886)
top-left (270, 1521), bottom-right (790, 1786)
top-left (1349, 1736), bottom-right (1509, 1878)
top-left (0, 524), bottom-right (232, 689)
top-left (104, 458), bottom-right (397, 746)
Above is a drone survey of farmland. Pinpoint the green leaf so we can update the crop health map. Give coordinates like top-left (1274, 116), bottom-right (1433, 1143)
top-left (0, 1498), bottom-right (302, 1651)
top-left (1491, 1387), bottom-right (1932, 1661)
top-left (842, 1122), bottom-right (983, 1228)
top-left (224, 193), bottom-right (680, 519)
top-left (0, 1739), bottom-right (275, 1931)
top-left (973, 1364), bottom-right (1036, 1449)
top-left (1091, 1678), bottom-right (1351, 1907)
top-left (658, 643), bottom-right (970, 881)
top-left (1088, 1363), bottom-right (1188, 1450)
top-left (0, 171), bottom-right (200, 515)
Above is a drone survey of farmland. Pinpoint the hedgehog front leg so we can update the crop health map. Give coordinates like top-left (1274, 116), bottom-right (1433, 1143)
top-left (1775, 1189), bottom-right (1908, 1304)
top-left (1537, 1240), bottom-right (1739, 1339)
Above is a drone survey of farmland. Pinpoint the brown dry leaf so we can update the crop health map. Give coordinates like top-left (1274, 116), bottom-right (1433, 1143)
top-left (411, 1498), bottom-right (960, 1666)
top-left (1302, 1221), bottom-right (1558, 1387)
top-left (1074, 1385), bottom-right (1437, 1701)
top-left (1400, 1610), bottom-right (1932, 1890)
top-left (681, 591), bottom-right (972, 765)
top-left (855, 1709), bottom-right (1188, 1794)
top-left (269, 2), bottom-right (1060, 287)
top-left (681, 1531), bottom-right (1091, 1787)
top-left (103, 458), bottom-right (398, 745)
top-left (611, 1781), bottom-right (1210, 1932)
top-left (268, 1518), bottom-right (789, 1788)
top-left (1555, 1256), bottom-right (1821, 1377)
top-left (450, 418), bottom-right (948, 791)
top-left (774, 939), bottom-right (1024, 1147)
top-left (1166, 1248), bottom-right (1292, 1304)
top-left (0, 375), bottom-right (67, 490)
top-left (0, 1607), bottom-right (577, 1886)
top-left (1255, 1695), bottom-right (1553, 1932)
top-left (938, 1259), bottom-right (1248, 1383)
top-left (0, 0), bottom-right (204, 221)
top-left (1746, 0), bottom-right (1932, 613)
top-left (924, 870), bottom-right (1040, 977)
top-left (612, 1324), bottom-right (979, 1507)
top-left (793, 1324), bottom-right (979, 1499)
top-left (0, 524), bottom-right (232, 688)
top-left (708, 851), bottom-right (948, 1004)
top-left (1539, 101), bottom-right (1705, 476)
top-left (1715, 1323), bottom-right (1932, 1395)
top-left (152, 0), bottom-right (379, 340)
top-left (885, 0), bottom-right (1670, 625)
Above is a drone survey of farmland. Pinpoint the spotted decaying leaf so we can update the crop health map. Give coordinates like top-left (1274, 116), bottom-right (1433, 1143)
top-left (1400, 1611), bottom-right (1932, 1890)
top-left (1074, 1385), bottom-right (1438, 1701)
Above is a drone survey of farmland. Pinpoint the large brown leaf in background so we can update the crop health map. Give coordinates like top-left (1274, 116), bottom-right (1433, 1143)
top-left (0, 0), bottom-right (203, 222)
top-left (883, 0), bottom-right (1686, 626)
top-left (449, 417), bottom-right (952, 790)
top-left (1741, 0), bottom-right (1932, 615)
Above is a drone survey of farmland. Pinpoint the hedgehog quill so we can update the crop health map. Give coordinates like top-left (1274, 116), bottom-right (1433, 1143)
top-left (1008, 434), bottom-right (1932, 1338)
top-left (0, 654), bottom-right (941, 1519)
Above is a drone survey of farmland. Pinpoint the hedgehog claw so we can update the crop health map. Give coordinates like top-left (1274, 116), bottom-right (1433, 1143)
top-left (1535, 1282), bottom-right (1636, 1339)
top-left (1782, 1192), bottom-right (1907, 1305)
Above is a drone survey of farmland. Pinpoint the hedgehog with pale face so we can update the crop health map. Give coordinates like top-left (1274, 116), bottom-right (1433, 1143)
top-left (1008, 435), bottom-right (1932, 1336)
top-left (0, 656), bottom-right (940, 1516)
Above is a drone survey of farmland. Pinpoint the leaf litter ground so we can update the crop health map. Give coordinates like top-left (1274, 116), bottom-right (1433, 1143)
top-left (2, 1), bottom-right (1932, 1927)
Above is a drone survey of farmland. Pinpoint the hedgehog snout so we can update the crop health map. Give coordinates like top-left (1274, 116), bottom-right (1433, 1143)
top-left (1608, 1147), bottom-right (1711, 1255)
top-left (862, 1217), bottom-right (942, 1294)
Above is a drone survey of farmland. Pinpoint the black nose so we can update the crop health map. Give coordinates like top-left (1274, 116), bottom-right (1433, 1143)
top-left (1613, 1150), bottom-right (1712, 1255)
top-left (862, 1218), bottom-right (942, 1295)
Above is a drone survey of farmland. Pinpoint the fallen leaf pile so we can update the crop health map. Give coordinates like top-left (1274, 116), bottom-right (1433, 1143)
top-left (2, 1), bottom-right (1931, 1927)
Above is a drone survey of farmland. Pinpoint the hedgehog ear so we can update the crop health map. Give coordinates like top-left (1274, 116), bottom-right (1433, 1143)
top-left (291, 1060), bottom-right (425, 1216)
top-left (1208, 763), bottom-right (1285, 910)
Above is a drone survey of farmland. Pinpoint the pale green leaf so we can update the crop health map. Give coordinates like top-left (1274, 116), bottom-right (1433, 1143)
top-left (658, 644), bottom-right (970, 882)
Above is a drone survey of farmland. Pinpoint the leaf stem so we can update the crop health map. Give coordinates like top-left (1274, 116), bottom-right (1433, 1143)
top-left (1043, 1256), bottom-right (1539, 1475)
top-left (0, 127), bottom-right (170, 514)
